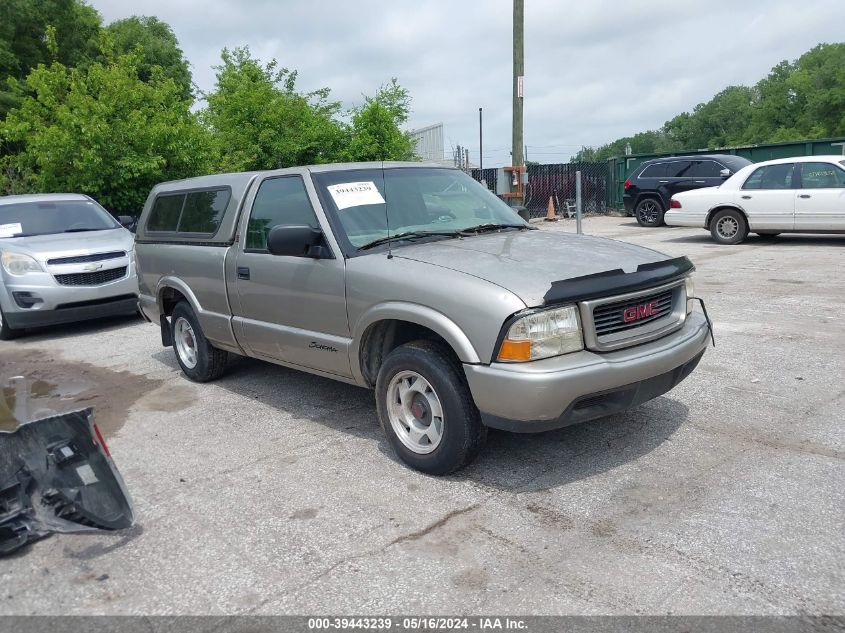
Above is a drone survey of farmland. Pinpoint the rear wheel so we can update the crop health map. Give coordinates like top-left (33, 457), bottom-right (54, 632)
top-left (635, 198), bottom-right (665, 227)
top-left (0, 306), bottom-right (20, 341)
top-left (710, 209), bottom-right (748, 245)
top-left (376, 340), bottom-right (486, 475)
top-left (170, 301), bottom-right (228, 382)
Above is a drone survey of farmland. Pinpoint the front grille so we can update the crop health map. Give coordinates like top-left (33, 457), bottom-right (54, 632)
top-left (593, 289), bottom-right (673, 337)
top-left (48, 251), bottom-right (125, 265)
top-left (54, 267), bottom-right (127, 286)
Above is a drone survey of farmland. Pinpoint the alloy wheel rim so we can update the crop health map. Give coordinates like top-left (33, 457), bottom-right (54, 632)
top-left (174, 317), bottom-right (198, 369)
top-left (386, 370), bottom-right (444, 455)
top-left (638, 201), bottom-right (659, 224)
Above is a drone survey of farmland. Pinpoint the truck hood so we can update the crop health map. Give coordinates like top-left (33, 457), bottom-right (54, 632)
top-left (394, 230), bottom-right (668, 307)
top-left (0, 228), bottom-right (134, 261)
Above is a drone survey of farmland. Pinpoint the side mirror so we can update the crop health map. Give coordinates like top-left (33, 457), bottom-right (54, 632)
top-left (117, 215), bottom-right (135, 228)
top-left (266, 225), bottom-right (328, 258)
top-left (719, 168), bottom-right (732, 178)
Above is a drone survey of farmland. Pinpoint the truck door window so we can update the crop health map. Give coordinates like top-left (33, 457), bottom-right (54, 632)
top-left (246, 177), bottom-right (319, 251)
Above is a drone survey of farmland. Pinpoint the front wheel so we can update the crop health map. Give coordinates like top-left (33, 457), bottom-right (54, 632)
top-left (170, 301), bottom-right (228, 382)
top-left (635, 198), bottom-right (665, 227)
top-left (0, 306), bottom-right (21, 341)
top-left (710, 209), bottom-right (748, 245)
top-left (375, 340), bottom-right (486, 475)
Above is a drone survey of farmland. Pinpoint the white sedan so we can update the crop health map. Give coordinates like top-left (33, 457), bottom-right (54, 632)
top-left (664, 155), bottom-right (845, 244)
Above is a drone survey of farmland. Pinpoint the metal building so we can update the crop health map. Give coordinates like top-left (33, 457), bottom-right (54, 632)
top-left (409, 123), bottom-right (445, 163)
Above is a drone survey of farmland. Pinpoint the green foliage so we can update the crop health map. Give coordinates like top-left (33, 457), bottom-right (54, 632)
top-left (348, 79), bottom-right (417, 161)
top-left (0, 50), bottom-right (212, 212)
top-left (1, 20), bottom-right (417, 208)
top-left (0, 0), bottom-right (101, 116)
top-left (577, 43), bottom-right (845, 161)
top-left (105, 16), bottom-right (192, 100)
top-left (201, 49), bottom-right (415, 170)
top-left (201, 46), bottom-right (348, 171)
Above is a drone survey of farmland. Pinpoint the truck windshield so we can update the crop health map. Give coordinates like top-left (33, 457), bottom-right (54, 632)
top-left (312, 168), bottom-right (527, 250)
top-left (0, 199), bottom-right (119, 238)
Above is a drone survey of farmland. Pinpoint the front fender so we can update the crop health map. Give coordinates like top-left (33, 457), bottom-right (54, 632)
top-left (349, 302), bottom-right (482, 385)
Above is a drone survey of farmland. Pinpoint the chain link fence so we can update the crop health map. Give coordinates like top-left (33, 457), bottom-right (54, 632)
top-left (471, 162), bottom-right (611, 219)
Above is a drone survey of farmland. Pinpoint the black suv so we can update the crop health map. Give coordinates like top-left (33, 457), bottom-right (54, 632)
top-left (623, 154), bottom-right (752, 227)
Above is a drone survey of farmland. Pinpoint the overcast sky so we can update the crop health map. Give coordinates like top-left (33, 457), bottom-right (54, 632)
top-left (94, 0), bottom-right (845, 166)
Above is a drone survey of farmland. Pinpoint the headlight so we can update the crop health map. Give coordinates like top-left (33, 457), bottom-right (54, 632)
top-left (498, 305), bottom-right (583, 362)
top-left (685, 275), bottom-right (695, 315)
top-left (1, 252), bottom-right (43, 275)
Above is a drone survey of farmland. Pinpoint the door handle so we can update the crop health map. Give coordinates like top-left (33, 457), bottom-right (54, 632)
top-left (237, 266), bottom-right (250, 280)
top-left (694, 180), bottom-right (706, 184)
top-left (799, 194), bottom-right (811, 199)
top-left (741, 195), bottom-right (752, 199)
top-left (658, 180), bottom-right (669, 183)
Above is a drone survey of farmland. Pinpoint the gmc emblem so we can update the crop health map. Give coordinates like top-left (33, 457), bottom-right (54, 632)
top-left (623, 300), bottom-right (659, 323)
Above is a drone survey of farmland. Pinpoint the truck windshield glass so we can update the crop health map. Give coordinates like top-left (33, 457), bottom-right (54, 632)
top-left (312, 168), bottom-right (526, 249)
top-left (0, 200), bottom-right (119, 238)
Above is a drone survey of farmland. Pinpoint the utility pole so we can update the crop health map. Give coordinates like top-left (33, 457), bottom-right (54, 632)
top-left (478, 107), bottom-right (483, 175)
top-left (510, 0), bottom-right (525, 207)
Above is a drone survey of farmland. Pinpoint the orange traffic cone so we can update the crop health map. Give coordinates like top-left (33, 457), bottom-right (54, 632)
top-left (544, 196), bottom-right (558, 222)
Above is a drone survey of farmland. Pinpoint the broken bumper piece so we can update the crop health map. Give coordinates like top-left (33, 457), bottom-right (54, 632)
top-left (0, 408), bottom-right (134, 556)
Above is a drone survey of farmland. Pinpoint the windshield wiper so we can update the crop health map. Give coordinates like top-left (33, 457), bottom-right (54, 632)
top-left (62, 227), bottom-right (109, 233)
top-left (460, 223), bottom-right (531, 234)
top-left (358, 230), bottom-right (463, 251)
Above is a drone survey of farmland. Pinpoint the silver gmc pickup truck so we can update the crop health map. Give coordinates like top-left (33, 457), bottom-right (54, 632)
top-left (135, 163), bottom-right (711, 474)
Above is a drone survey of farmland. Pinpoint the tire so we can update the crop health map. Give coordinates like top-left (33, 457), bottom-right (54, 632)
top-left (170, 301), bottom-right (228, 382)
top-left (710, 208), bottom-right (748, 245)
top-left (375, 340), bottom-right (486, 475)
top-left (0, 306), bottom-right (21, 341)
top-left (635, 197), bottom-right (665, 227)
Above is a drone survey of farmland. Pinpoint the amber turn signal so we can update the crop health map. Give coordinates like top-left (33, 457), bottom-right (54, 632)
top-left (497, 339), bottom-right (531, 362)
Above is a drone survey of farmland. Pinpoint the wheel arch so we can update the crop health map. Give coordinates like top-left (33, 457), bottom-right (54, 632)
top-left (352, 303), bottom-right (481, 388)
top-left (635, 192), bottom-right (666, 210)
top-left (705, 204), bottom-right (748, 230)
top-left (156, 277), bottom-right (202, 317)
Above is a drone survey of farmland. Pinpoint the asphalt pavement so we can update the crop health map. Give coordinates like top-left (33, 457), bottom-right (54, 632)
top-left (0, 216), bottom-right (842, 615)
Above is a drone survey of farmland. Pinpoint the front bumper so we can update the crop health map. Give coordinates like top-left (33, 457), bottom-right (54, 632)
top-left (463, 311), bottom-right (710, 432)
top-left (1, 271), bottom-right (139, 330)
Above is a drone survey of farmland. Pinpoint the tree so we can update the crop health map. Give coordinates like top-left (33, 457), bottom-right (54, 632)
top-left (577, 42), bottom-right (845, 159)
top-left (201, 47), bottom-right (347, 171)
top-left (0, 0), bottom-right (101, 116)
top-left (105, 16), bottom-right (192, 99)
top-left (347, 79), bottom-right (417, 161)
top-left (0, 47), bottom-right (212, 213)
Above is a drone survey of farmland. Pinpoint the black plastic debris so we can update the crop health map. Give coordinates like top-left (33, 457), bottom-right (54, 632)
top-left (0, 408), bottom-right (134, 556)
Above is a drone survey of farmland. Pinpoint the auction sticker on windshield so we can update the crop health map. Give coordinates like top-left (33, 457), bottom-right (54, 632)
top-left (326, 182), bottom-right (386, 210)
top-left (0, 223), bottom-right (23, 237)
